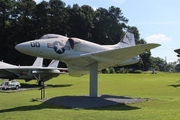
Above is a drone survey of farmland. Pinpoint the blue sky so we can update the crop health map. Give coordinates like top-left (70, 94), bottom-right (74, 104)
top-left (35, 0), bottom-right (180, 63)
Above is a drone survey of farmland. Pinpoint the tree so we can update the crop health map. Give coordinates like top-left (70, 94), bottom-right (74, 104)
top-left (91, 6), bottom-right (128, 45)
top-left (68, 4), bottom-right (95, 40)
top-left (0, 0), bottom-right (15, 30)
top-left (166, 63), bottom-right (175, 72)
top-left (0, 0), bottom-right (17, 62)
top-left (48, 0), bottom-right (67, 34)
top-left (151, 57), bottom-right (166, 71)
top-left (175, 64), bottom-right (180, 72)
top-left (32, 1), bottom-right (51, 37)
top-left (16, 0), bottom-right (36, 41)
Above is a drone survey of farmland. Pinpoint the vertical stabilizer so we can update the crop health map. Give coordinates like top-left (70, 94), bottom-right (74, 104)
top-left (32, 57), bottom-right (43, 67)
top-left (116, 31), bottom-right (136, 48)
top-left (48, 60), bottom-right (59, 68)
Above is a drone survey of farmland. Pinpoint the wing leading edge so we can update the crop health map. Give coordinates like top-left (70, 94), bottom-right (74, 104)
top-left (66, 43), bottom-right (160, 76)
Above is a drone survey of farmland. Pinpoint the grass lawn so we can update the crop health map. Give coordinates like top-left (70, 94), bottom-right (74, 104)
top-left (0, 72), bottom-right (180, 120)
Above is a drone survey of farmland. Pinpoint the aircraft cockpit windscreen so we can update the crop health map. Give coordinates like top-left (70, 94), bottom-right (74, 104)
top-left (40, 34), bottom-right (67, 39)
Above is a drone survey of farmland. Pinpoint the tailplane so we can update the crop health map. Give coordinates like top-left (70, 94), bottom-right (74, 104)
top-left (48, 60), bottom-right (59, 68)
top-left (32, 57), bottom-right (43, 67)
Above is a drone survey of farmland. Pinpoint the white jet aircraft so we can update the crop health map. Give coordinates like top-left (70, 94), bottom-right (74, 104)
top-left (0, 57), bottom-right (67, 85)
top-left (15, 31), bottom-right (160, 96)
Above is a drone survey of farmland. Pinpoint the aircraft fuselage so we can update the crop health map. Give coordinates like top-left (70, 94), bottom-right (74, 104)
top-left (15, 35), bottom-right (138, 66)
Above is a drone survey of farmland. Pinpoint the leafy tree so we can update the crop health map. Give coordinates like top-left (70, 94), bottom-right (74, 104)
top-left (67, 4), bottom-right (95, 41)
top-left (0, 0), bottom-right (15, 30)
top-left (175, 64), bottom-right (180, 72)
top-left (16, 0), bottom-right (36, 41)
top-left (0, 0), bottom-right (17, 62)
top-left (92, 6), bottom-right (128, 45)
top-left (139, 51), bottom-right (152, 70)
top-left (151, 57), bottom-right (166, 71)
top-left (166, 63), bottom-right (174, 72)
top-left (48, 0), bottom-right (67, 34)
top-left (32, 1), bottom-right (51, 37)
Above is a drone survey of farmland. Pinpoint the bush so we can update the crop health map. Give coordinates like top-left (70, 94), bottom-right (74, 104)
top-left (119, 68), bottom-right (125, 73)
top-left (134, 70), bottom-right (142, 74)
top-left (102, 67), bottom-right (115, 74)
top-left (109, 67), bottom-right (115, 74)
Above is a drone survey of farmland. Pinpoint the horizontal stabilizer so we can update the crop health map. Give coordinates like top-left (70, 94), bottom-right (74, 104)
top-left (48, 60), bottom-right (59, 68)
top-left (174, 49), bottom-right (180, 54)
top-left (32, 57), bottom-right (43, 67)
top-left (174, 49), bottom-right (180, 57)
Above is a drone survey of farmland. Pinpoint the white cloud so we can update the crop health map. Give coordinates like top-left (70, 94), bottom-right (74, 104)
top-left (145, 34), bottom-right (171, 43)
top-left (112, 0), bottom-right (126, 4)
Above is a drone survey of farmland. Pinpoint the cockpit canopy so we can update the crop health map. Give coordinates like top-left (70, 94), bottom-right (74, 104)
top-left (40, 34), bottom-right (67, 39)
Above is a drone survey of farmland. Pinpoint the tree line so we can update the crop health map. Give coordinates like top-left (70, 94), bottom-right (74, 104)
top-left (0, 0), bottom-right (170, 71)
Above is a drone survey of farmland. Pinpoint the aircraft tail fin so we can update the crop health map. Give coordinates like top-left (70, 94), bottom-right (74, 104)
top-left (116, 31), bottom-right (136, 48)
top-left (32, 57), bottom-right (43, 67)
top-left (48, 60), bottom-right (59, 68)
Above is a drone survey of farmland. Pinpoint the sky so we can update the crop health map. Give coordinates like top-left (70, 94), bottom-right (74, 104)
top-left (34, 0), bottom-right (180, 63)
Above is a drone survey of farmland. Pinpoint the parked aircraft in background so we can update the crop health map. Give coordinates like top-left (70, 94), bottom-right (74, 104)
top-left (174, 49), bottom-right (180, 57)
top-left (0, 57), bottom-right (68, 85)
top-left (15, 31), bottom-right (160, 96)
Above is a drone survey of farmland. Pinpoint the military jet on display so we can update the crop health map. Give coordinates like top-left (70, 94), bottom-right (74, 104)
top-left (15, 31), bottom-right (160, 96)
top-left (174, 49), bottom-right (180, 57)
top-left (0, 57), bottom-right (68, 85)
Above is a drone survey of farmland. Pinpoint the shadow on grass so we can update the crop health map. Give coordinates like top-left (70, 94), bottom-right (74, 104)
top-left (20, 83), bottom-right (73, 88)
top-left (168, 84), bottom-right (180, 88)
top-left (46, 84), bottom-right (73, 88)
top-left (0, 95), bottom-right (141, 112)
top-left (20, 83), bottom-right (39, 88)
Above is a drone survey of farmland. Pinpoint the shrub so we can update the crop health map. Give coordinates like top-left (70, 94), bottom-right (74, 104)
top-left (134, 70), bottom-right (142, 74)
top-left (119, 68), bottom-right (125, 73)
top-left (109, 67), bottom-right (115, 74)
top-left (102, 67), bottom-right (115, 74)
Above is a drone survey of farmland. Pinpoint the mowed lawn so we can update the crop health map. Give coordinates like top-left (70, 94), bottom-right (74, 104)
top-left (1, 73), bottom-right (180, 120)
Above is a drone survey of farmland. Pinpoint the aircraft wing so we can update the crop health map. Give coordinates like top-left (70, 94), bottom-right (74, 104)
top-left (64, 43), bottom-right (160, 76)
top-left (0, 69), bottom-right (18, 79)
top-left (0, 66), bottom-right (67, 79)
top-left (0, 67), bottom-right (67, 74)
top-left (0, 67), bottom-right (68, 81)
top-left (0, 62), bottom-right (19, 79)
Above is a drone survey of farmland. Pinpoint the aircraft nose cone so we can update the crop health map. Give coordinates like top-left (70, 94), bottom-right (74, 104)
top-left (15, 43), bottom-right (26, 52)
top-left (15, 41), bottom-right (39, 56)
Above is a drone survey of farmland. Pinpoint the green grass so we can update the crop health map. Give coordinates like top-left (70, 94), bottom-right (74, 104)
top-left (1, 73), bottom-right (180, 120)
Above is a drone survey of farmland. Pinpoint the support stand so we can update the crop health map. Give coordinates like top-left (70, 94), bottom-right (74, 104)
top-left (39, 85), bottom-right (45, 99)
top-left (89, 62), bottom-right (98, 97)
